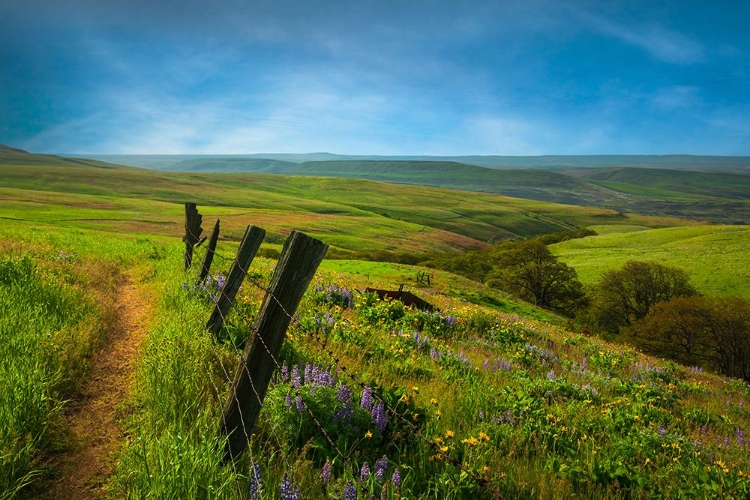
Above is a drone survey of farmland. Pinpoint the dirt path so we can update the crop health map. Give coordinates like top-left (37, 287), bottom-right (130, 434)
top-left (50, 276), bottom-right (151, 499)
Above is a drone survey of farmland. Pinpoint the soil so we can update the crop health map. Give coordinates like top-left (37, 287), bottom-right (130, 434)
top-left (49, 276), bottom-right (151, 499)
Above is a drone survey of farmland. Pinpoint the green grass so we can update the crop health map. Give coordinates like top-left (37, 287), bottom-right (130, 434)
top-left (582, 167), bottom-right (750, 200)
top-left (110, 237), bottom-right (750, 498)
top-left (3, 221), bottom-right (750, 498)
top-left (3, 148), bottom-right (750, 497)
top-left (552, 225), bottom-right (750, 298)
top-left (0, 252), bottom-right (112, 498)
top-left (0, 150), bottom-right (698, 256)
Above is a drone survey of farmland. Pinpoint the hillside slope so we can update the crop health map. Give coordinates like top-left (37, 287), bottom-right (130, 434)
top-left (551, 225), bottom-right (750, 298)
top-left (0, 147), bottom-right (693, 255)
top-left (579, 167), bottom-right (750, 200)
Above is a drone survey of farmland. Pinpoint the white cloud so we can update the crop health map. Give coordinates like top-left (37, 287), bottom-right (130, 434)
top-left (450, 116), bottom-right (554, 155)
top-left (652, 86), bottom-right (701, 109)
top-left (574, 10), bottom-right (705, 64)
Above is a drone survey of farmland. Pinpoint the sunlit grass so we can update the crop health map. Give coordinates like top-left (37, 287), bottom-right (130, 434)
top-left (553, 225), bottom-right (750, 298)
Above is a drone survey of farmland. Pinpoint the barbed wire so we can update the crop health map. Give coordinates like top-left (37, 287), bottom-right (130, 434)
top-left (187, 225), bottom-right (504, 499)
top-left (191, 238), bottom-right (358, 496)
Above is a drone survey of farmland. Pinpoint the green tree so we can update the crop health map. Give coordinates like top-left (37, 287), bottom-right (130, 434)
top-left (490, 240), bottom-right (586, 316)
top-left (629, 296), bottom-right (750, 381)
top-left (593, 260), bottom-right (697, 333)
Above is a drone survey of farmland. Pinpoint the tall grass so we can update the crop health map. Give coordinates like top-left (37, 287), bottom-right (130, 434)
top-left (111, 243), bottom-right (750, 498)
top-left (112, 252), bottom-right (245, 499)
top-left (0, 254), bottom-right (93, 497)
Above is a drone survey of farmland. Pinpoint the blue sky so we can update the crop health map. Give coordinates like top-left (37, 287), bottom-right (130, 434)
top-left (1, 0), bottom-right (749, 155)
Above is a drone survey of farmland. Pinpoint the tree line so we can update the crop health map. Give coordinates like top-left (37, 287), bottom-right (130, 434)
top-left (420, 230), bottom-right (750, 382)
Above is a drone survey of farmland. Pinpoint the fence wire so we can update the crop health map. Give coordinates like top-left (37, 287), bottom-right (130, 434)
top-left (187, 225), bottom-right (504, 499)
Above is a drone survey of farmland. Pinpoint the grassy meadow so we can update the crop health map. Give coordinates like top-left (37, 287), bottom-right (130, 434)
top-left (0, 225), bottom-right (152, 499)
top-left (551, 225), bottom-right (750, 298)
top-left (1, 149), bottom-right (750, 498)
top-left (0, 148), bottom-right (699, 255)
top-left (41, 231), bottom-right (750, 498)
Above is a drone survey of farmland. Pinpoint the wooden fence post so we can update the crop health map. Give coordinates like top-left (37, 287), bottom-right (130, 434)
top-left (184, 202), bottom-right (203, 270)
top-left (198, 219), bottom-right (221, 284)
top-left (220, 230), bottom-right (328, 462)
top-left (206, 225), bottom-right (266, 336)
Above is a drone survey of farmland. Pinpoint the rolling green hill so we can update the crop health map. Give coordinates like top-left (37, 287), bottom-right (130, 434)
top-left (0, 145), bottom-right (126, 169)
top-left (278, 160), bottom-right (630, 207)
top-left (75, 151), bottom-right (750, 172)
top-left (0, 147), bottom-right (693, 256)
top-left (551, 224), bottom-right (750, 298)
top-left (62, 151), bottom-right (750, 224)
top-left (579, 167), bottom-right (750, 200)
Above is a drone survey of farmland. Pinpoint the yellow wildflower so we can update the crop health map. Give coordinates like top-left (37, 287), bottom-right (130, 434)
top-left (462, 437), bottom-right (479, 447)
top-left (365, 430), bottom-right (372, 439)
top-left (478, 432), bottom-right (490, 442)
top-left (445, 430), bottom-right (455, 439)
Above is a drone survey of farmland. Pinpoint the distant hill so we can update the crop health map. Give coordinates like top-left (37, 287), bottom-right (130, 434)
top-left (579, 167), bottom-right (750, 200)
top-left (0, 144), bottom-right (129, 170)
top-left (1, 145), bottom-right (695, 252)
top-left (25, 147), bottom-right (750, 224)
top-left (70, 152), bottom-right (750, 172)
top-left (278, 160), bottom-right (629, 207)
top-left (155, 157), bottom-right (297, 172)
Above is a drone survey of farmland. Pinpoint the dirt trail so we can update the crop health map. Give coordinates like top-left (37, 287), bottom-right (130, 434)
top-left (50, 276), bottom-right (151, 499)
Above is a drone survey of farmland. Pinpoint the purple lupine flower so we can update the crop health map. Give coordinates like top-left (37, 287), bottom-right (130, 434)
top-left (337, 384), bottom-right (351, 403)
top-left (344, 481), bottom-right (357, 500)
top-left (737, 428), bottom-right (746, 447)
top-left (280, 474), bottom-right (300, 500)
top-left (317, 367), bottom-right (335, 387)
top-left (430, 347), bottom-right (442, 361)
top-left (292, 366), bottom-right (302, 389)
top-left (334, 399), bottom-right (352, 424)
top-left (457, 350), bottom-right (470, 365)
top-left (547, 369), bottom-right (555, 380)
top-left (304, 363), bottom-right (313, 385)
top-left (392, 468), bottom-right (401, 489)
top-left (444, 315), bottom-right (456, 327)
top-left (321, 460), bottom-right (332, 484)
top-left (658, 424), bottom-right (666, 438)
top-left (361, 386), bottom-right (373, 410)
top-left (285, 393), bottom-right (293, 409)
top-left (249, 463), bottom-right (261, 499)
top-left (374, 455), bottom-right (388, 482)
top-left (483, 359), bottom-right (490, 370)
top-left (360, 462), bottom-right (370, 482)
top-left (281, 363), bottom-right (289, 382)
top-left (295, 394), bottom-right (305, 413)
top-left (372, 402), bottom-right (388, 433)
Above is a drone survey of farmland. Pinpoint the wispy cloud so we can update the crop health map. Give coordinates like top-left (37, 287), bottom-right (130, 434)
top-left (652, 86), bottom-right (701, 109)
top-left (574, 9), bottom-right (705, 64)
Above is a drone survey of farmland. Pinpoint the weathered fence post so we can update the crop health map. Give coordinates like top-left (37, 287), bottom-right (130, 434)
top-left (206, 225), bottom-right (266, 336)
top-left (198, 219), bottom-right (221, 284)
top-left (220, 230), bottom-right (328, 462)
top-left (184, 202), bottom-right (203, 270)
